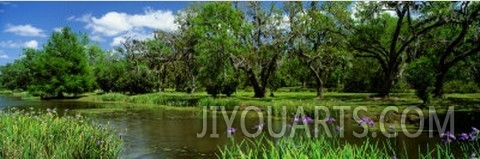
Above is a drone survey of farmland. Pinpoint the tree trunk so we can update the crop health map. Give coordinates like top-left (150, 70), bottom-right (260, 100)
top-left (246, 69), bottom-right (265, 98)
top-left (189, 75), bottom-right (196, 94)
top-left (433, 68), bottom-right (447, 99)
top-left (253, 87), bottom-right (265, 98)
top-left (377, 72), bottom-right (395, 98)
top-left (316, 84), bottom-right (323, 99)
top-left (57, 92), bottom-right (64, 99)
top-left (309, 65), bottom-right (324, 99)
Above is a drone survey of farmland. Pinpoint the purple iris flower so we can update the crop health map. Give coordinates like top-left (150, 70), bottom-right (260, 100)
top-left (294, 116), bottom-right (300, 123)
top-left (358, 117), bottom-right (374, 127)
top-left (226, 127), bottom-right (236, 135)
top-left (470, 133), bottom-right (477, 141)
top-left (459, 133), bottom-right (469, 141)
top-left (326, 117), bottom-right (336, 124)
top-left (473, 127), bottom-right (480, 133)
top-left (302, 116), bottom-right (313, 124)
top-left (440, 131), bottom-right (456, 144)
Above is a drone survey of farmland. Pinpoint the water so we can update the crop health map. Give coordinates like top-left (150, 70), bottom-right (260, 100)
top-left (0, 96), bottom-right (479, 158)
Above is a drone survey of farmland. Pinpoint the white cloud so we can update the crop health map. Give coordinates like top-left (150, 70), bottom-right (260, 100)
top-left (0, 50), bottom-right (8, 59)
top-left (90, 35), bottom-right (105, 42)
top-left (82, 8), bottom-right (176, 37)
top-left (0, 54), bottom-right (8, 59)
top-left (88, 12), bottom-right (132, 37)
top-left (53, 27), bottom-right (62, 32)
top-left (68, 13), bottom-right (92, 23)
top-left (0, 40), bottom-right (22, 48)
top-left (24, 40), bottom-right (38, 49)
top-left (4, 24), bottom-right (46, 37)
top-left (0, 40), bottom-right (39, 49)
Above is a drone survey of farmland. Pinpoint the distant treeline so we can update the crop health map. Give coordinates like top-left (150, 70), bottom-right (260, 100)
top-left (1, 2), bottom-right (479, 103)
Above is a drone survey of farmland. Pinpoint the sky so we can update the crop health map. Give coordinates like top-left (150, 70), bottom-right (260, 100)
top-left (0, 1), bottom-right (191, 65)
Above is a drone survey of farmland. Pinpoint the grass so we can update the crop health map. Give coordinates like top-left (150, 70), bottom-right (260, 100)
top-left (218, 125), bottom-right (480, 159)
top-left (0, 108), bottom-right (124, 158)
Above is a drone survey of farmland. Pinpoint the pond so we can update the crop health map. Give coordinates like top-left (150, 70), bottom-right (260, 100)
top-left (0, 96), bottom-right (478, 158)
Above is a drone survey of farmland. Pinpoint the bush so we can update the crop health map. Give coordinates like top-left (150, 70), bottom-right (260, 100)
top-left (0, 108), bottom-right (123, 158)
top-left (100, 93), bottom-right (127, 102)
top-left (405, 57), bottom-right (435, 104)
top-left (221, 80), bottom-right (238, 97)
top-left (444, 80), bottom-right (479, 93)
top-left (0, 90), bottom-right (13, 95)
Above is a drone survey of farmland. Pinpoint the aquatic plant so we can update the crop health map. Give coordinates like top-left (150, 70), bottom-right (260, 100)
top-left (0, 108), bottom-right (124, 158)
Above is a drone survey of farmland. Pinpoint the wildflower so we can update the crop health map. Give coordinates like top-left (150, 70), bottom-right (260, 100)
top-left (226, 127), bottom-right (236, 135)
top-left (302, 116), bottom-right (313, 124)
top-left (326, 117), bottom-right (336, 124)
top-left (471, 152), bottom-right (478, 159)
top-left (293, 116), bottom-right (300, 123)
top-left (440, 131), bottom-right (456, 144)
top-left (389, 125), bottom-right (396, 132)
top-left (334, 125), bottom-right (344, 133)
top-left (358, 117), bottom-right (374, 127)
top-left (392, 156), bottom-right (398, 159)
top-left (459, 133), bottom-right (469, 141)
top-left (252, 122), bottom-right (265, 130)
top-left (469, 133), bottom-right (477, 141)
top-left (473, 127), bottom-right (480, 134)
top-left (97, 140), bottom-right (102, 146)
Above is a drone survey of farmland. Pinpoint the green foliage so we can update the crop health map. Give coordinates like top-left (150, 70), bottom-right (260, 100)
top-left (100, 93), bottom-right (128, 102)
top-left (344, 58), bottom-right (380, 93)
top-left (20, 27), bottom-right (95, 98)
top-left (444, 80), bottom-right (479, 93)
top-left (0, 108), bottom-right (123, 158)
top-left (405, 57), bottom-right (435, 104)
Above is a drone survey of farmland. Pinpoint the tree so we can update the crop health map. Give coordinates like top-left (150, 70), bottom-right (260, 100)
top-left (350, 2), bottom-right (446, 97)
top-left (286, 1), bottom-right (352, 98)
top-left (428, 2), bottom-right (480, 98)
top-left (230, 2), bottom-right (288, 98)
top-left (28, 27), bottom-right (94, 98)
top-left (189, 2), bottom-right (243, 97)
top-left (174, 5), bottom-right (202, 93)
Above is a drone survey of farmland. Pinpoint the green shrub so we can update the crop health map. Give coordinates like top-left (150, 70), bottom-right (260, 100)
top-left (0, 90), bottom-right (13, 95)
top-left (444, 80), bottom-right (479, 93)
top-left (0, 108), bottom-right (124, 158)
top-left (99, 93), bottom-right (127, 102)
top-left (405, 57), bottom-right (435, 104)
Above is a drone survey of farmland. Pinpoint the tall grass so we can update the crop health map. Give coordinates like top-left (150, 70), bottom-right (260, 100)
top-left (218, 134), bottom-right (395, 159)
top-left (218, 128), bottom-right (480, 159)
top-left (99, 93), bottom-right (128, 102)
top-left (197, 98), bottom-right (240, 110)
top-left (0, 108), bottom-right (124, 158)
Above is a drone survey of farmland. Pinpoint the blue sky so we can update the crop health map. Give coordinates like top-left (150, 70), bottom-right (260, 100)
top-left (0, 1), bottom-right (191, 65)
